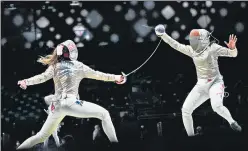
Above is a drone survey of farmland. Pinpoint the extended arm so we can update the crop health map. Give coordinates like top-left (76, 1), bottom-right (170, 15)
top-left (25, 65), bottom-right (54, 85)
top-left (18, 65), bottom-right (54, 89)
top-left (82, 63), bottom-right (126, 84)
top-left (155, 24), bottom-right (194, 57)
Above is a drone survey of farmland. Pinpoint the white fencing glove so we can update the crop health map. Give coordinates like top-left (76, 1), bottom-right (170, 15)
top-left (17, 80), bottom-right (27, 90)
top-left (115, 72), bottom-right (127, 85)
top-left (155, 24), bottom-right (165, 37)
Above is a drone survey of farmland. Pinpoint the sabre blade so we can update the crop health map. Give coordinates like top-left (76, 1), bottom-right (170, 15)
top-left (121, 72), bottom-right (127, 76)
top-left (142, 25), bottom-right (154, 29)
top-left (124, 38), bottom-right (163, 77)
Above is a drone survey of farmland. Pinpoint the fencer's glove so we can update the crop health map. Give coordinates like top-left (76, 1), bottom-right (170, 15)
top-left (17, 80), bottom-right (27, 90)
top-left (155, 24), bottom-right (165, 37)
top-left (115, 72), bottom-right (127, 84)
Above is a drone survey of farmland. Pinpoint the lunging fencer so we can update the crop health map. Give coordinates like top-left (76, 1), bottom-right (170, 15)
top-left (17, 40), bottom-right (127, 149)
top-left (154, 24), bottom-right (242, 136)
top-left (43, 95), bottom-right (61, 148)
top-left (43, 94), bottom-right (80, 148)
top-left (43, 109), bottom-right (61, 148)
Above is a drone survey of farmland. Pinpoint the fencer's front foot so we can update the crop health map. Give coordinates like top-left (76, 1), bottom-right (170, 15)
top-left (230, 121), bottom-right (242, 132)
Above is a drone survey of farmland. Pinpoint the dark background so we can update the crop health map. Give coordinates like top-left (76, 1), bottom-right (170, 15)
top-left (1, 1), bottom-right (248, 151)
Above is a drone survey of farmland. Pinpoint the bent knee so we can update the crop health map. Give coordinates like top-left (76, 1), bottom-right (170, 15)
top-left (181, 107), bottom-right (193, 116)
top-left (212, 105), bottom-right (223, 113)
top-left (100, 109), bottom-right (110, 120)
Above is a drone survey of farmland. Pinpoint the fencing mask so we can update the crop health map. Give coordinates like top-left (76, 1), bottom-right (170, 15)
top-left (189, 29), bottom-right (211, 53)
top-left (56, 40), bottom-right (78, 61)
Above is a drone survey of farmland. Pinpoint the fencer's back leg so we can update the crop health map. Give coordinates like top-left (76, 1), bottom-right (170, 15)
top-left (63, 100), bottom-right (118, 142)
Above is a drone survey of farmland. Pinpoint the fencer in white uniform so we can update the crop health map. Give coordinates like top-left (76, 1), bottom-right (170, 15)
top-left (17, 40), bottom-right (127, 149)
top-left (43, 94), bottom-right (79, 148)
top-left (155, 25), bottom-right (242, 136)
top-left (43, 95), bottom-right (61, 148)
top-left (43, 109), bottom-right (61, 148)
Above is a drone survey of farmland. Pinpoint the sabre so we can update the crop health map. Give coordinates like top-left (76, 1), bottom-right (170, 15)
top-left (141, 24), bottom-right (166, 30)
top-left (121, 25), bottom-right (163, 77)
top-left (141, 25), bottom-right (155, 29)
top-left (122, 38), bottom-right (163, 77)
